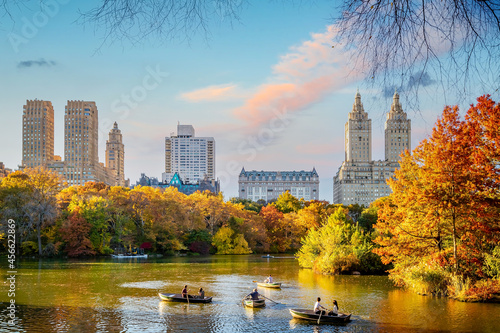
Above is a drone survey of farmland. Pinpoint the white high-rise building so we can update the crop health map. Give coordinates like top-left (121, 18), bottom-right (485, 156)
top-left (162, 124), bottom-right (215, 184)
top-left (333, 91), bottom-right (411, 206)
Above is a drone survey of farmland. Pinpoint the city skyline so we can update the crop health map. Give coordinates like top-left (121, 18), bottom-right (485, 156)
top-left (0, 1), bottom-right (484, 201)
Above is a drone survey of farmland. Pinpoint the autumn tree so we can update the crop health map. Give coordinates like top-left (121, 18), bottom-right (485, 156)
top-left (0, 168), bottom-right (62, 256)
top-left (60, 208), bottom-right (95, 257)
top-left (188, 191), bottom-right (231, 234)
top-left (260, 205), bottom-right (287, 252)
top-left (374, 96), bottom-right (500, 295)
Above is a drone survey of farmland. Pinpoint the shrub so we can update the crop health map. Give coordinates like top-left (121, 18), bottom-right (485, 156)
top-left (404, 263), bottom-right (451, 296)
top-left (484, 246), bottom-right (500, 279)
top-left (21, 241), bottom-right (38, 256)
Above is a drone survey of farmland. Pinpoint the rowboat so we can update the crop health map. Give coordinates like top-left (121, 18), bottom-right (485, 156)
top-left (289, 309), bottom-right (351, 323)
top-left (158, 293), bottom-right (213, 303)
top-left (111, 254), bottom-right (148, 258)
top-left (243, 297), bottom-right (266, 308)
top-left (262, 255), bottom-right (274, 258)
top-left (256, 282), bottom-right (282, 288)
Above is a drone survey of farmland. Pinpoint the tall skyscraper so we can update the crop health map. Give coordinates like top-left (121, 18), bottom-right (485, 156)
top-left (385, 92), bottom-right (411, 161)
top-left (64, 100), bottom-right (99, 185)
top-left (345, 91), bottom-right (372, 162)
top-left (106, 122), bottom-right (126, 186)
top-left (163, 124), bottom-right (215, 184)
top-left (22, 99), bottom-right (54, 168)
top-left (333, 91), bottom-right (411, 206)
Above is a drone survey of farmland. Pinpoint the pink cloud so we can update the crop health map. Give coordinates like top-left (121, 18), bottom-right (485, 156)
top-left (234, 25), bottom-right (362, 130)
top-left (180, 84), bottom-right (241, 102)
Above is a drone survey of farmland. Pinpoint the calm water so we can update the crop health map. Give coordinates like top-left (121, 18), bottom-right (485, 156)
top-left (1, 255), bottom-right (499, 332)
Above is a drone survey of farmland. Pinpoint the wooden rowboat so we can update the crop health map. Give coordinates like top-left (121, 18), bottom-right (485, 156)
top-left (256, 282), bottom-right (282, 288)
top-left (158, 293), bottom-right (213, 303)
top-left (243, 297), bottom-right (266, 308)
top-left (289, 308), bottom-right (351, 323)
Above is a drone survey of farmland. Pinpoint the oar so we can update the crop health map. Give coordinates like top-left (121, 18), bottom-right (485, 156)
top-left (260, 295), bottom-right (279, 304)
top-left (318, 309), bottom-right (330, 325)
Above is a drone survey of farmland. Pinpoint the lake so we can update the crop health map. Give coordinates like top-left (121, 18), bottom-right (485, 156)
top-left (1, 255), bottom-right (499, 332)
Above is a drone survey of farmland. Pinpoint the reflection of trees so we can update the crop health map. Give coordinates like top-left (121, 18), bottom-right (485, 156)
top-left (8, 304), bottom-right (125, 332)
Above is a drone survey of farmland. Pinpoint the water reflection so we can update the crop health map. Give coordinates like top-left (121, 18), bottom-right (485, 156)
top-left (0, 255), bottom-right (499, 332)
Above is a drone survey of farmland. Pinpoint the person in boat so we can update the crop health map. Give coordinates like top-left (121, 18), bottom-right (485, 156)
top-left (264, 274), bottom-right (273, 283)
top-left (314, 297), bottom-right (328, 315)
top-left (198, 287), bottom-right (205, 299)
top-left (328, 300), bottom-right (339, 316)
top-left (182, 285), bottom-right (189, 298)
top-left (247, 288), bottom-right (260, 300)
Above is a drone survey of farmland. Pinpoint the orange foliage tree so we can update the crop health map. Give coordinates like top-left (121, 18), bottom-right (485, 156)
top-left (60, 209), bottom-right (95, 257)
top-left (374, 96), bottom-right (500, 288)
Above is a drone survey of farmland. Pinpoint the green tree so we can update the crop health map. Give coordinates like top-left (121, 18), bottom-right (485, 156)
top-left (212, 226), bottom-right (251, 255)
top-left (273, 191), bottom-right (303, 214)
top-left (297, 207), bottom-right (380, 274)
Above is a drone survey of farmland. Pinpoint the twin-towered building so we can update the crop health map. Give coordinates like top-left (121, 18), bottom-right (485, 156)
top-left (333, 91), bottom-right (411, 206)
top-left (237, 91), bottom-right (411, 205)
top-left (22, 99), bottom-right (127, 186)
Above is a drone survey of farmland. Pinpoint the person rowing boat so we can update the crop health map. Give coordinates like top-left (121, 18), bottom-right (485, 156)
top-left (181, 285), bottom-right (192, 298)
top-left (247, 288), bottom-right (261, 300)
top-left (314, 297), bottom-right (328, 315)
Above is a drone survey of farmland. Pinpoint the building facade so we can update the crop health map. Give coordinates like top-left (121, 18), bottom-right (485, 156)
top-left (134, 172), bottom-right (220, 195)
top-left (22, 99), bottom-right (55, 168)
top-left (238, 168), bottom-right (319, 202)
top-left (106, 122), bottom-right (126, 186)
top-left (163, 124), bottom-right (215, 184)
top-left (333, 91), bottom-right (411, 206)
top-left (160, 172), bottom-right (220, 195)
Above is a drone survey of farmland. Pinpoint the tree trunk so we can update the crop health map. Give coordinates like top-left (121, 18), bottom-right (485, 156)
top-left (37, 221), bottom-right (42, 256)
top-left (452, 213), bottom-right (458, 273)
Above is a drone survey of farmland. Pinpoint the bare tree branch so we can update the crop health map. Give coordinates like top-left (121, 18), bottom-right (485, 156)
top-left (334, 0), bottom-right (500, 106)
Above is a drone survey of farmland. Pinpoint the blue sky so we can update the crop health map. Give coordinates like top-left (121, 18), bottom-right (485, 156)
top-left (0, 0), bottom-right (478, 201)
